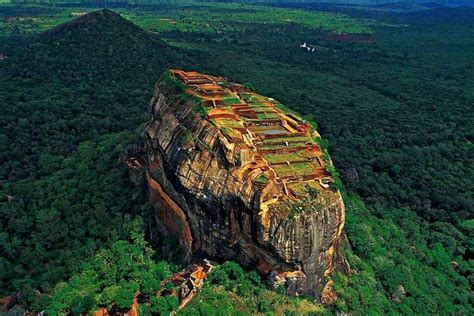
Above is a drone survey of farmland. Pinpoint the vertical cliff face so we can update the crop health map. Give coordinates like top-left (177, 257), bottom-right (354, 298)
top-left (144, 70), bottom-right (349, 302)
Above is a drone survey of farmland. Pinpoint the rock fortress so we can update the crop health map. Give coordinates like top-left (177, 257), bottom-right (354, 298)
top-left (143, 69), bottom-right (350, 303)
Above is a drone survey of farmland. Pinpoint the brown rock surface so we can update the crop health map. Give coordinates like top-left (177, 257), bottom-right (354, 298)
top-left (143, 69), bottom-right (349, 302)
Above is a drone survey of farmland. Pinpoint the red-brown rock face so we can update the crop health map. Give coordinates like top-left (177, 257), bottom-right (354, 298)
top-left (144, 70), bottom-right (349, 302)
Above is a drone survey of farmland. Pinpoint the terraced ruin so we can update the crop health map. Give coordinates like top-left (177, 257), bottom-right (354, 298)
top-left (145, 69), bottom-right (347, 301)
top-left (171, 69), bottom-right (334, 199)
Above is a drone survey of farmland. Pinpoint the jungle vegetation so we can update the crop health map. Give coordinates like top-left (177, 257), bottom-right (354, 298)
top-left (0, 2), bottom-right (472, 314)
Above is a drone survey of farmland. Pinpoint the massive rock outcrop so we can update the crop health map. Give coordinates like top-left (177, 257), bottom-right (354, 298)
top-left (143, 69), bottom-right (349, 302)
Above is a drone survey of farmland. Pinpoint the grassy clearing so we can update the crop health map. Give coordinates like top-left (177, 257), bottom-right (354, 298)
top-left (301, 150), bottom-right (319, 160)
top-left (263, 149), bottom-right (319, 162)
top-left (221, 96), bottom-right (241, 105)
top-left (292, 161), bottom-right (319, 175)
top-left (271, 164), bottom-right (295, 177)
top-left (0, 2), bottom-right (372, 40)
top-left (213, 118), bottom-right (243, 129)
top-left (289, 181), bottom-right (321, 196)
top-left (248, 99), bottom-right (267, 107)
top-left (252, 107), bottom-right (275, 113)
top-left (239, 93), bottom-right (255, 103)
top-left (125, 3), bottom-right (372, 35)
top-left (272, 161), bottom-right (318, 178)
top-left (263, 152), bottom-right (302, 164)
top-left (257, 112), bottom-right (280, 120)
top-left (259, 142), bottom-right (307, 151)
top-left (263, 136), bottom-right (310, 144)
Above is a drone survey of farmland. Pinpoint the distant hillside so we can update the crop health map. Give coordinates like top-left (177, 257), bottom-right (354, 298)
top-left (1, 8), bottom-right (181, 181)
top-left (7, 0), bottom-right (474, 8)
top-left (274, 0), bottom-right (473, 6)
top-left (235, 0), bottom-right (474, 7)
top-left (0, 8), bottom-right (186, 300)
top-left (235, 0), bottom-right (473, 7)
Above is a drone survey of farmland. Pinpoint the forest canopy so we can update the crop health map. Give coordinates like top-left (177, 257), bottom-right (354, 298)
top-left (0, 3), bottom-right (472, 314)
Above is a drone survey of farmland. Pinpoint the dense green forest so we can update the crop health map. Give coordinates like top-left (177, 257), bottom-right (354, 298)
top-left (0, 9), bottom-right (177, 311)
top-left (0, 2), bottom-right (472, 314)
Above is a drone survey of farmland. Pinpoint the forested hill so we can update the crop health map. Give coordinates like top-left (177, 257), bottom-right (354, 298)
top-left (0, 9), bottom-right (186, 304)
top-left (0, 9), bottom-right (180, 183)
top-left (0, 5), bottom-right (472, 314)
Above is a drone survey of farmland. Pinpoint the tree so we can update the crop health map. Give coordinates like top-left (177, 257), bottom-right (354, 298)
top-left (45, 219), bottom-right (173, 314)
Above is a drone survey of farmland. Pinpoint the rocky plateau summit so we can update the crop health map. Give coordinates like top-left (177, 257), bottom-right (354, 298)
top-left (143, 69), bottom-right (350, 302)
